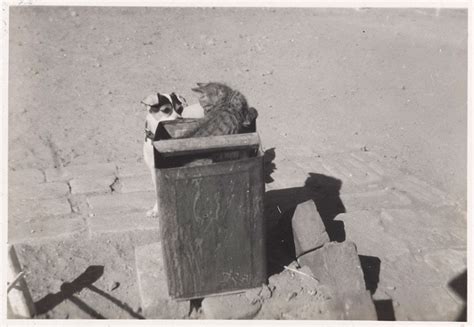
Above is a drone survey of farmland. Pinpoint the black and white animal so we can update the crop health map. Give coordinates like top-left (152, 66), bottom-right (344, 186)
top-left (142, 92), bottom-right (186, 218)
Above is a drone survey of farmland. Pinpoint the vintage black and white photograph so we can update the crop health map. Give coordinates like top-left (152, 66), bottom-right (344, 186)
top-left (4, 0), bottom-right (469, 322)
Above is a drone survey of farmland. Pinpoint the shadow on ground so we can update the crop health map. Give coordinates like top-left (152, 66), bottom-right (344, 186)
top-left (263, 148), bottom-right (388, 320)
top-left (263, 148), bottom-right (346, 276)
top-left (34, 265), bottom-right (143, 319)
top-left (358, 255), bottom-right (395, 320)
top-left (449, 269), bottom-right (467, 321)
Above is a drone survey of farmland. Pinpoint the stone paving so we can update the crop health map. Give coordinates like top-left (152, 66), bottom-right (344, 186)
top-left (8, 147), bottom-right (467, 320)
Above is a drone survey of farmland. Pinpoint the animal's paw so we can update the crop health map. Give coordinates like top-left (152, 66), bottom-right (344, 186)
top-left (146, 207), bottom-right (159, 218)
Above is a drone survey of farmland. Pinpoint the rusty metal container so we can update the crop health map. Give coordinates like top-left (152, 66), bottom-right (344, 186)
top-left (153, 120), bottom-right (266, 300)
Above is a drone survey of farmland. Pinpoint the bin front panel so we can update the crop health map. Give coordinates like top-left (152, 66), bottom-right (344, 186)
top-left (156, 156), bottom-right (266, 299)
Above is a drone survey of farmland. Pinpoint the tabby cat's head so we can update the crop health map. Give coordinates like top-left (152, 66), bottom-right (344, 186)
top-left (191, 82), bottom-right (234, 113)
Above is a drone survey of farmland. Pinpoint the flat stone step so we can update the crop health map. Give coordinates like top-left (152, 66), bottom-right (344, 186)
top-left (9, 182), bottom-right (69, 200)
top-left (9, 168), bottom-right (45, 185)
top-left (340, 188), bottom-right (412, 211)
top-left (116, 161), bottom-right (148, 178)
top-left (87, 212), bottom-right (160, 237)
top-left (45, 163), bottom-right (117, 182)
top-left (392, 175), bottom-right (454, 207)
top-left (268, 158), bottom-right (309, 189)
top-left (113, 175), bottom-right (154, 194)
top-left (380, 209), bottom-right (466, 251)
top-left (86, 192), bottom-right (155, 215)
top-left (8, 216), bottom-right (87, 244)
top-left (335, 211), bottom-right (411, 259)
top-left (9, 197), bottom-right (72, 220)
top-left (298, 241), bottom-right (367, 296)
top-left (134, 242), bottom-right (189, 319)
top-left (70, 175), bottom-right (117, 195)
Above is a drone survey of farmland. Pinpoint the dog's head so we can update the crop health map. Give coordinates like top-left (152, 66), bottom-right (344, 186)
top-left (141, 92), bottom-right (187, 121)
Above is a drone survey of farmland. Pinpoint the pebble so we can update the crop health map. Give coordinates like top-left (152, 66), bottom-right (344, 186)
top-left (286, 291), bottom-right (298, 301)
top-left (308, 289), bottom-right (317, 296)
top-left (260, 285), bottom-right (272, 300)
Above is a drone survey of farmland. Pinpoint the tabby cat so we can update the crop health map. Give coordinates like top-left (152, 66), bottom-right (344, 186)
top-left (181, 82), bottom-right (258, 137)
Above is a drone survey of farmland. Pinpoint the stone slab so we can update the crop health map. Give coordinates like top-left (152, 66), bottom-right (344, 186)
top-left (202, 292), bottom-right (262, 319)
top-left (9, 168), bottom-right (45, 185)
top-left (291, 200), bottom-right (330, 257)
top-left (340, 188), bottom-right (412, 211)
top-left (88, 211), bottom-right (160, 236)
top-left (298, 241), bottom-right (366, 295)
top-left (269, 158), bottom-right (310, 189)
top-left (393, 175), bottom-right (454, 207)
top-left (321, 155), bottom-right (383, 187)
top-left (67, 194), bottom-right (89, 214)
top-left (335, 211), bottom-right (411, 258)
top-left (9, 182), bottom-right (69, 200)
top-left (115, 175), bottom-right (155, 193)
top-left (381, 208), bottom-right (466, 232)
top-left (292, 156), bottom-right (330, 175)
top-left (116, 162), bottom-right (148, 178)
top-left (349, 151), bottom-right (403, 178)
top-left (70, 175), bottom-right (116, 195)
top-left (9, 197), bottom-right (72, 220)
top-left (277, 144), bottom-right (322, 158)
top-left (379, 253), bottom-right (448, 291)
top-left (86, 192), bottom-right (155, 215)
top-left (390, 285), bottom-right (462, 321)
top-left (135, 242), bottom-right (189, 319)
top-left (8, 216), bottom-right (86, 244)
top-left (341, 290), bottom-right (377, 320)
top-left (44, 162), bottom-right (117, 182)
top-left (422, 249), bottom-right (467, 284)
top-left (261, 265), bottom-right (374, 320)
top-left (380, 209), bottom-right (466, 251)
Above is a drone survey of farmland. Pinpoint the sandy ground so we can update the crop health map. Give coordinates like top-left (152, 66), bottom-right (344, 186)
top-left (8, 6), bottom-right (467, 205)
top-left (7, 6), bottom-right (467, 320)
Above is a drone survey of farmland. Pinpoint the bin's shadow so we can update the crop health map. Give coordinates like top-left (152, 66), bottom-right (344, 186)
top-left (359, 255), bottom-right (394, 320)
top-left (34, 265), bottom-right (143, 319)
top-left (263, 148), bottom-right (387, 319)
top-left (263, 148), bottom-right (346, 275)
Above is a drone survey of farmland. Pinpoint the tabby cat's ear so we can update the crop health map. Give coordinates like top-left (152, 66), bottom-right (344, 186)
top-left (192, 83), bottom-right (205, 93)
